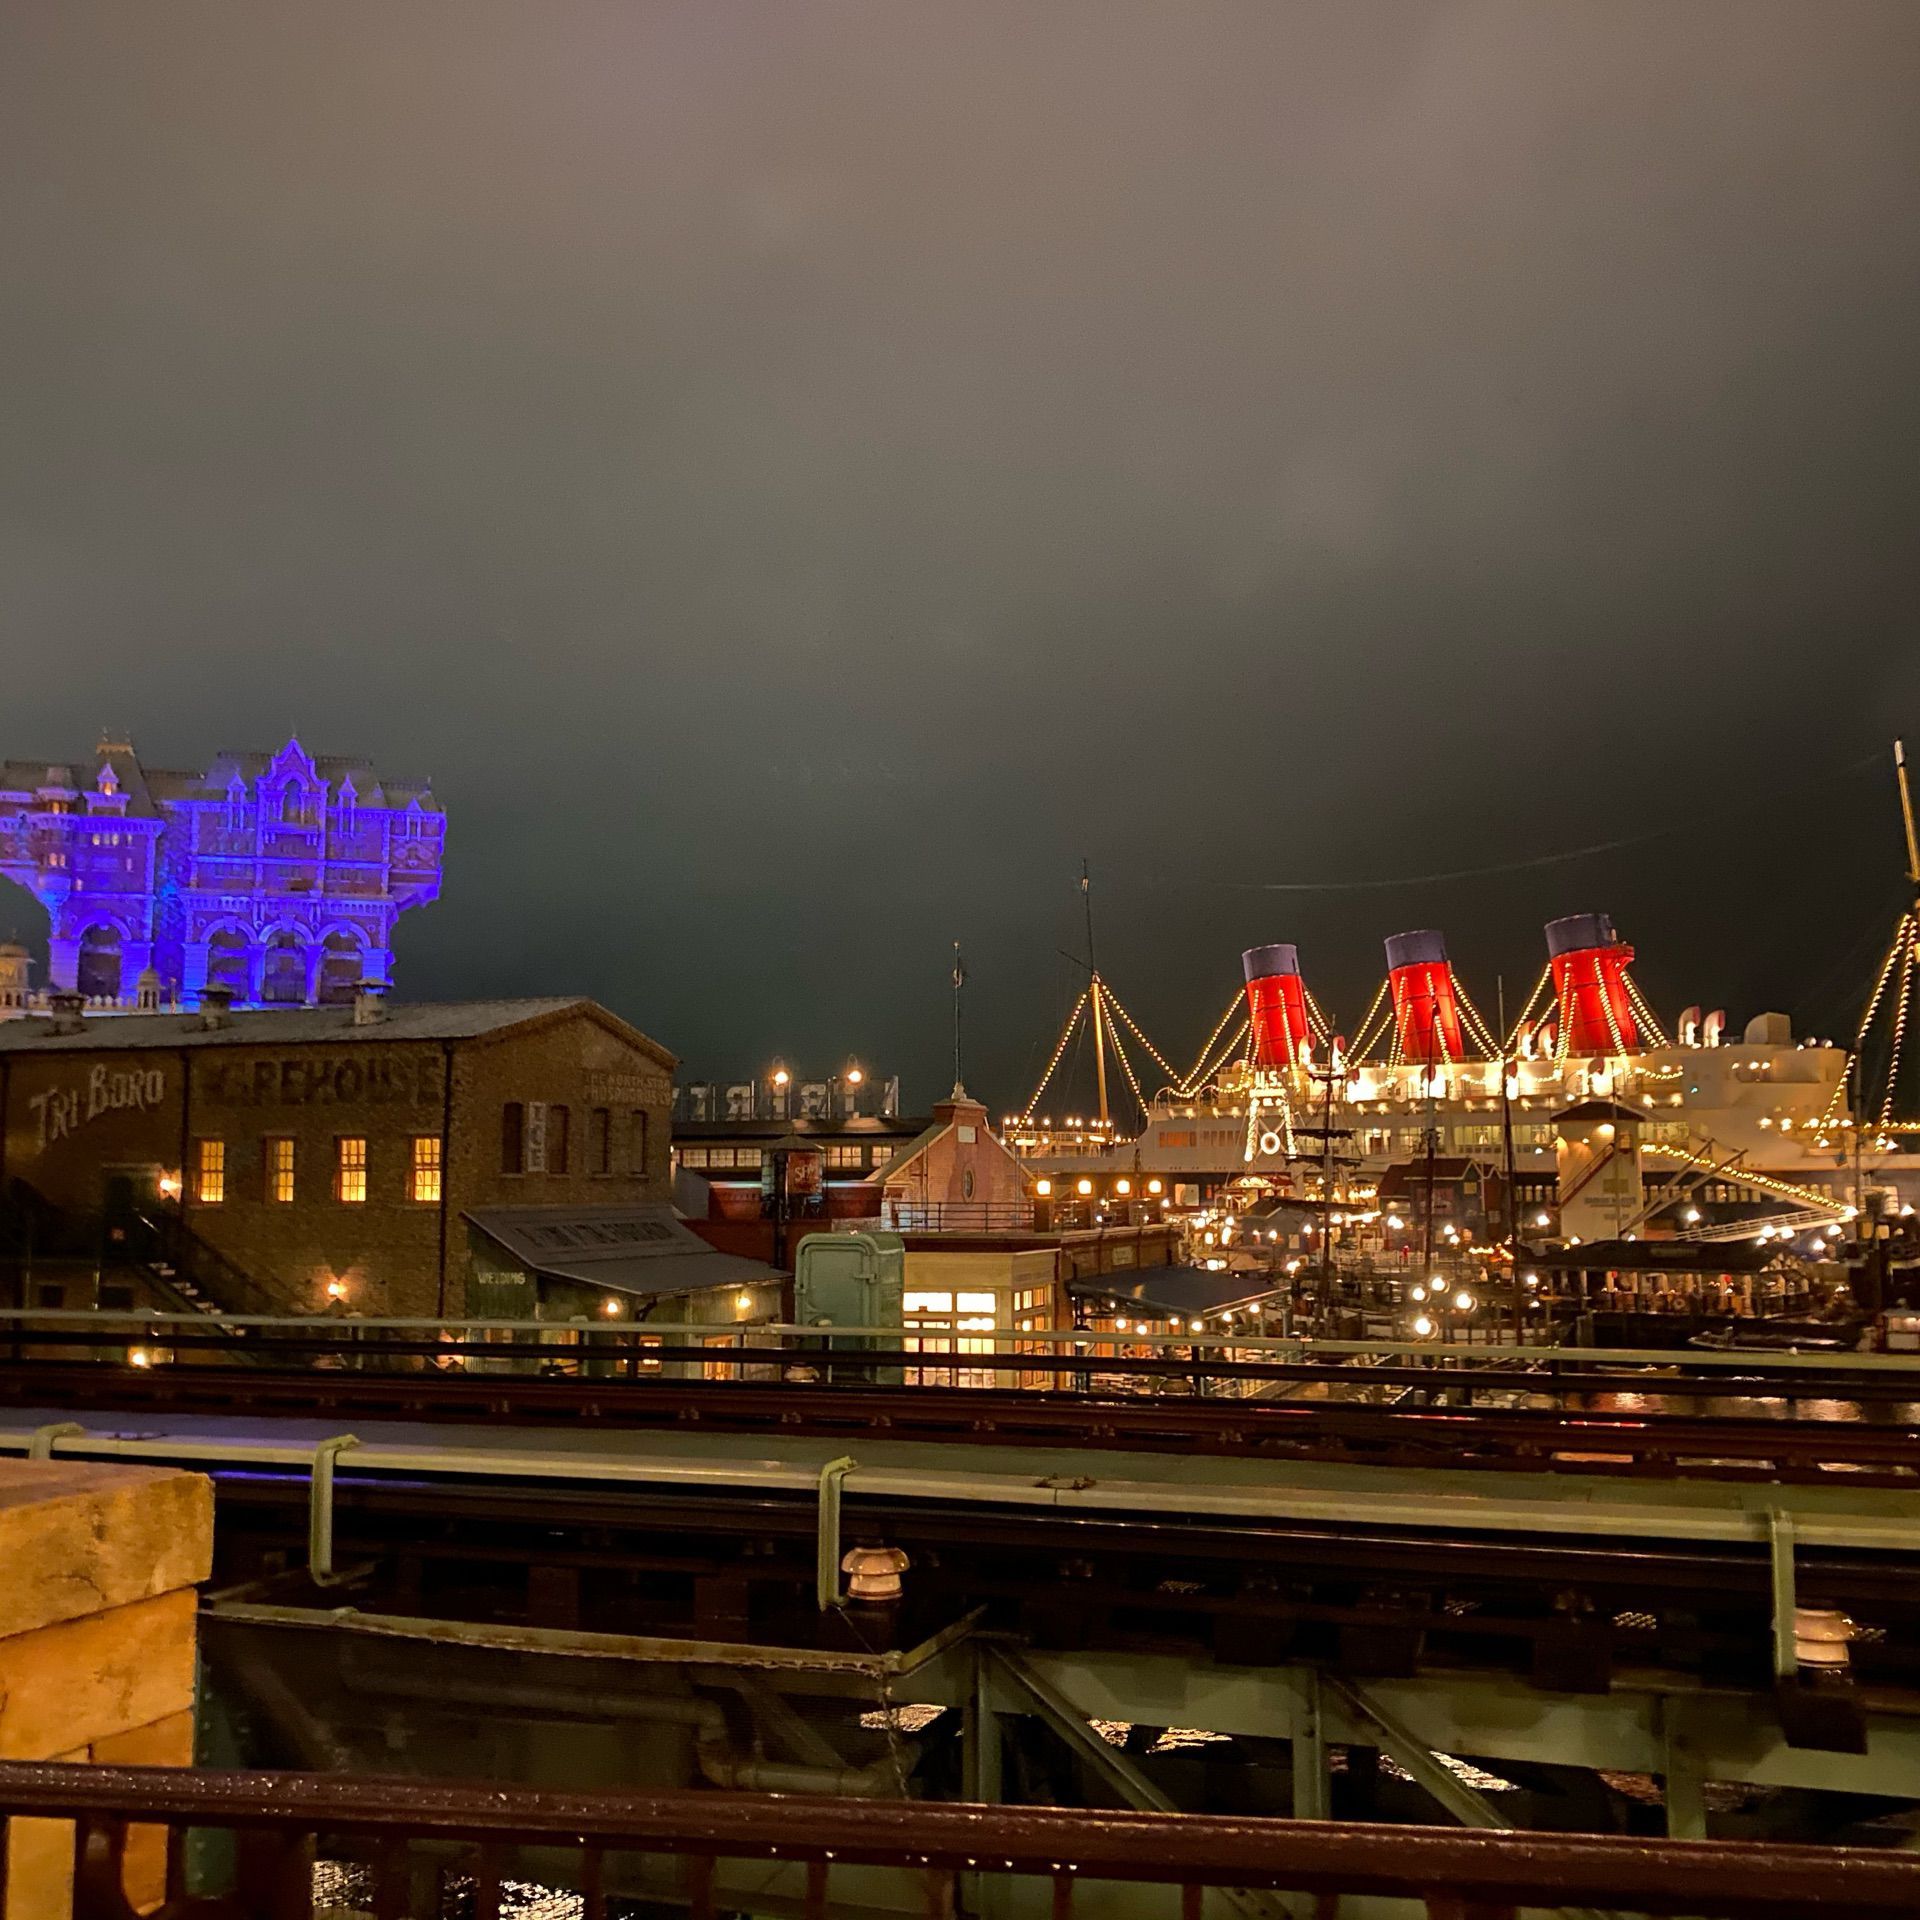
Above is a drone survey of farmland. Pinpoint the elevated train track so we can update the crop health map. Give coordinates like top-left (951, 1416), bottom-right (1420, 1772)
top-left (4, 1318), bottom-right (1920, 1485)
top-left (7, 1314), bottom-right (1920, 1730)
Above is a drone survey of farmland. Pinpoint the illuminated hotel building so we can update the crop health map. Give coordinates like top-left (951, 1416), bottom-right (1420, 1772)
top-left (0, 735), bottom-right (444, 1011)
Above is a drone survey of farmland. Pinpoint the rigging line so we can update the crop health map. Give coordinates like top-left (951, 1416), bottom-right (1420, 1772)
top-left (1623, 971), bottom-right (1671, 1049)
top-left (1020, 991), bottom-right (1087, 1123)
top-left (1103, 983), bottom-right (1181, 1086)
top-left (1183, 1010), bottom-right (1252, 1094)
top-left (1179, 993), bottom-right (1244, 1092)
top-left (1112, 747), bottom-right (1886, 896)
top-left (1795, 887), bottom-right (1915, 1032)
top-left (1506, 966), bottom-right (1554, 1052)
top-left (1191, 1015), bottom-right (1252, 1092)
top-left (1302, 987), bottom-right (1334, 1044)
top-left (1182, 1013), bottom-right (1244, 1090)
top-left (1107, 1019), bottom-right (1152, 1126)
top-left (1346, 977), bottom-right (1392, 1061)
top-left (1453, 984), bottom-right (1502, 1060)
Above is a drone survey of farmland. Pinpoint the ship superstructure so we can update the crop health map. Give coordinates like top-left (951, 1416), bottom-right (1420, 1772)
top-left (1012, 909), bottom-right (1882, 1214)
top-left (1011, 745), bottom-right (1920, 1231)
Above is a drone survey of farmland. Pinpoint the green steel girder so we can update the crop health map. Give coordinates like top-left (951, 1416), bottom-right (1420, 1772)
top-left (1001, 1650), bottom-right (1920, 1803)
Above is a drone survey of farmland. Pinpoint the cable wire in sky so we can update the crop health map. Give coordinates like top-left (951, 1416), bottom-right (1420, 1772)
top-left (1116, 747), bottom-right (1888, 896)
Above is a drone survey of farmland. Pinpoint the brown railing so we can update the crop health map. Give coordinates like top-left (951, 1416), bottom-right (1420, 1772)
top-left (5, 1760), bottom-right (1920, 1918)
top-left (882, 1200), bottom-right (1036, 1231)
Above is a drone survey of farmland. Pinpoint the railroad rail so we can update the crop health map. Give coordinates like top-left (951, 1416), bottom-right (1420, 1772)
top-left (8, 1758), bottom-right (1920, 1918)
top-left (3, 1351), bottom-right (1920, 1482)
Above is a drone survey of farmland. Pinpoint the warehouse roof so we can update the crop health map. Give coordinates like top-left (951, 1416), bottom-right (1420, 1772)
top-left (0, 997), bottom-right (674, 1064)
top-left (465, 1204), bottom-right (778, 1297)
top-left (1068, 1264), bottom-right (1283, 1318)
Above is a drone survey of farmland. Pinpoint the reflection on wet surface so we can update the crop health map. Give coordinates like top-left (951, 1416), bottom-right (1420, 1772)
top-left (1567, 1390), bottom-right (1920, 1425)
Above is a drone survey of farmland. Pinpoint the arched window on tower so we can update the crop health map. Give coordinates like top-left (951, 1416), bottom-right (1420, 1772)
top-left (262, 930), bottom-right (305, 1005)
top-left (76, 925), bottom-right (123, 1002)
top-left (207, 929), bottom-right (248, 999)
top-left (317, 931), bottom-right (364, 1005)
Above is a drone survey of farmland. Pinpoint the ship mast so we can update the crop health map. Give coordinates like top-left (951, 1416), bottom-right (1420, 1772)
top-left (1082, 859), bottom-right (1110, 1130)
top-left (1897, 739), bottom-right (1920, 897)
top-left (1826, 739), bottom-right (1920, 1160)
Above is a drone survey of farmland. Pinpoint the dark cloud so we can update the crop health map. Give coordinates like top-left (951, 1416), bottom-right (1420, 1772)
top-left (1, 3), bottom-right (1915, 1110)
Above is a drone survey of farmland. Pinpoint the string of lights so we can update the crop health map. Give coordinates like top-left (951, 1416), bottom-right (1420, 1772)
top-left (1106, 1013), bottom-right (1153, 1123)
top-left (1348, 977), bottom-right (1392, 1063)
top-left (1452, 982), bottom-right (1503, 1061)
top-left (1642, 1141), bottom-right (1842, 1213)
top-left (1505, 966), bottom-right (1555, 1054)
top-left (1021, 990), bottom-right (1088, 1124)
top-left (1876, 926), bottom-right (1916, 1127)
top-left (1598, 954), bottom-right (1630, 1058)
top-left (1182, 1014), bottom-right (1250, 1096)
top-left (1303, 987), bottom-right (1335, 1046)
top-left (1101, 982), bottom-right (1182, 1089)
top-left (1623, 972), bottom-right (1672, 1050)
top-left (1822, 909), bottom-right (1918, 1128)
top-left (1179, 993), bottom-right (1244, 1093)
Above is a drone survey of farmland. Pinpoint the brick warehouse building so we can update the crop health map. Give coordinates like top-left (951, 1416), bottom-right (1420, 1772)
top-left (0, 990), bottom-right (675, 1318)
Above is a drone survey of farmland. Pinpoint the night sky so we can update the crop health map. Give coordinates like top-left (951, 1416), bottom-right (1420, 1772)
top-left (2, 4), bottom-right (1916, 1115)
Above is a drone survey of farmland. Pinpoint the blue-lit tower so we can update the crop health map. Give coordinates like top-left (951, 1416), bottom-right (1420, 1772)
top-left (0, 735), bottom-right (444, 1008)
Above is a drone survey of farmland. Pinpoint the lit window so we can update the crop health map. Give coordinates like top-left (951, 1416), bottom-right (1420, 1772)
top-left (193, 1139), bottom-right (225, 1205)
top-left (410, 1135), bottom-right (442, 1204)
top-left (265, 1137), bottom-right (295, 1204)
top-left (335, 1137), bottom-right (368, 1204)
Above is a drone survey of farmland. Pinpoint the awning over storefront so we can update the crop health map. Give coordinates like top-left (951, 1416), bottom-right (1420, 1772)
top-left (463, 1203), bottom-right (779, 1299)
top-left (1068, 1264), bottom-right (1279, 1319)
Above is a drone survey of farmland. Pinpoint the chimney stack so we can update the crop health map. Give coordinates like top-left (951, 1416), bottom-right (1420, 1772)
top-left (47, 990), bottom-right (86, 1036)
top-left (352, 982), bottom-right (388, 1027)
top-left (1544, 913), bottom-right (1639, 1056)
top-left (1384, 930), bottom-right (1466, 1066)
top-left (1241, 944), bottom-right (1313, 1069)
top-left (199, 985), bottom-right (234, 1031)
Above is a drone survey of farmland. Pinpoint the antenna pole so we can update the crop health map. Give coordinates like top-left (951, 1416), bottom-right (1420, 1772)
top-left (1499, 976), bottom-right (1521, 1348)
top-left (1090, 981), bottom-right (1111, 1130)
top-left (951, 942), bottom-right (965, 1093)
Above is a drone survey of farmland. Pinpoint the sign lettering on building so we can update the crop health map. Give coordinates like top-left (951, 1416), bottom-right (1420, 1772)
top-left (29, 1064), bottom-right (168, 1148)
top-left (525, 1100), bottom-right (548, 1173)
top-left (585, 1069), bottom-right (669, 1106)
top-left (200, 1054), bottom-right (444, 1109)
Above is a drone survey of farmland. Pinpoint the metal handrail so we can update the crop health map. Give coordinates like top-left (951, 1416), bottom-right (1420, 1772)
top-left (5, 1760), bottom-right (1920, 1917)
top-left (0, 1306), bottom-right (1909, 1371)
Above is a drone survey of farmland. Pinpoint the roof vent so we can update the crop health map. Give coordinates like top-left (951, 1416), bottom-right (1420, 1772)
top-left (47, 990), bottom-right (86, 1036)
top-left (199, 985), bottom-right (235, 1031)
top-left (352, 983), bottom-right (388, 1027)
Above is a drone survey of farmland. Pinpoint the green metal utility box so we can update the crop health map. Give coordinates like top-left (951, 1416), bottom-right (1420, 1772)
top-left (793, 1230), bottom-right (904, 1383)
